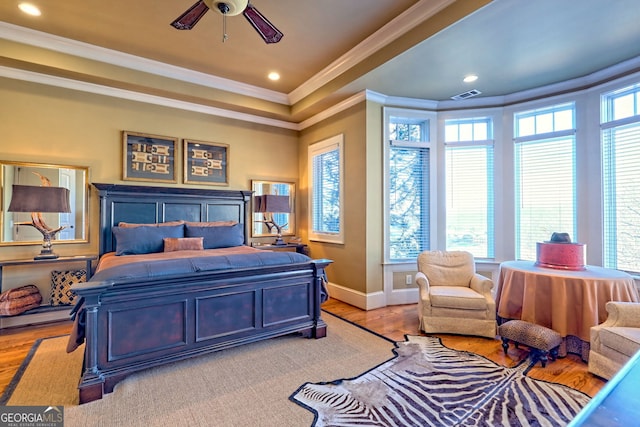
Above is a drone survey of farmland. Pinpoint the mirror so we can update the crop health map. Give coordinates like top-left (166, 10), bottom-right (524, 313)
top-left (1, 161), bottom-right (89, 245)
top-left (251, 180), bottom-right (295, 239)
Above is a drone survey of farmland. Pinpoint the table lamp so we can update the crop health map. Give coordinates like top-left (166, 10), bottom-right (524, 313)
top-left (254, 194), bottom-right (290, 245)
top-left (8, 184), bottom-right (71, 259)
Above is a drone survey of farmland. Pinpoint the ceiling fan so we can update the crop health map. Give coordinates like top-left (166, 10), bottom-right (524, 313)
top-left (171, 0), bottom-right (283, 44)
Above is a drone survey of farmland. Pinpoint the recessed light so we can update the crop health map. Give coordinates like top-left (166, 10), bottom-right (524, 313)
top-left (463, 74), bottom-right (478, 83)
top-left (268, 72), bottom-right (280, 81)
top-left (18, 3), bottom-right (41, 16)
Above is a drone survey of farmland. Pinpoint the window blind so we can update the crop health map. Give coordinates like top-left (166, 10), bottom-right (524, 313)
top-left (312, 147), bottom-right (340, 233)
top-left (515, 136), bottom-right (576, 260)
top-left (308, 135), bottom-right (343, 244)
top-left (444, 117), bottom-right (494, 258)
top-left (386, 113), bottom-right (432, 261)
top-left (514, 103), bottom-right (576, 261)
top-left (602, 121), bottom-right (640, 272)
top-left (601, 84), bottom-right (640, 272)
top-left (445, 145), bottom-right (494, 257)
top-left (388, 144), bottom-right (430, 260)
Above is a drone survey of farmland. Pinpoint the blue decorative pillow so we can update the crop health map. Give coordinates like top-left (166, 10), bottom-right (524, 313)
top-left (185, 223), bottom-right (244, 249)
top-left (113, 225), bottom-right (184, 255)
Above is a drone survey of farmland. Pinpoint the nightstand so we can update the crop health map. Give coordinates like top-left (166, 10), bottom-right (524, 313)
top-left (0, 255), bottom-right (97, 328)
top-left (253, 243), bottom-right (310, 256)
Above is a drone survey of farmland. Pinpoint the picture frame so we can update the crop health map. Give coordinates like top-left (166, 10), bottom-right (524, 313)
top-left (122, 131), bottom-right (178, 183)
top-left (183, 139), bottom-right (229, 186)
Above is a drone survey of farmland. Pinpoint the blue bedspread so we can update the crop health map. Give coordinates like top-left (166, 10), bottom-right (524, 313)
top-left (89, 251), bottom-right (313, 284)
top-left (66, 250), bottom-right (326, 352)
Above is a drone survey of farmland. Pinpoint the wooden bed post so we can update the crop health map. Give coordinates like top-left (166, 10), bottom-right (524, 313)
top-left (312, 259), bottom-right (332, 338)
top-left (75, 284), bottom-right (108, 403)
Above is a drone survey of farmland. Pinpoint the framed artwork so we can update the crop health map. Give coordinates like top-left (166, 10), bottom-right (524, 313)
top-left (183, 139), bottom-right (229, 186)
top-left (122, 131), bottom-right (178, 183)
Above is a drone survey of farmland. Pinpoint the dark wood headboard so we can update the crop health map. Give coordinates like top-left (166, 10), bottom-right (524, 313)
top-left (93, 183), bottom-right (252, 256)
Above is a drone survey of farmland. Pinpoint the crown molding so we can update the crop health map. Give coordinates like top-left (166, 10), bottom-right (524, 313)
top-left (1, 0), bottom-right (458, 111)
top-left (4, 13), bottom-right (639, 133)
top-left (298, 92), bottom-right (368, 130)
top-left (0, 66), bottom-right (298, 130)
top-left (5, 52), bottom-right (638, 134)
top-left (287, 0), bottom-right (456, 104)
top-left (297, 90), bottom-right (439, 130)
top-left (377, 93), bottom-right (439, 110)
top-left (301, 57), bottom-right (640, 129)
top-left (0, 22), bottom-right (290, 106)
top-left (0, 1), bottom-right (455, 115)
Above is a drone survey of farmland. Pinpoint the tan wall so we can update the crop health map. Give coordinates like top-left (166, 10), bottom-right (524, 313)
top-left (364, 101), bottom-right (384, 294)
top-left (299, 101), bottom-right (384, 295)
top-left (0, 77), bottom-right (389, 302)
top-left (0, 77), bottom-right (298, 292)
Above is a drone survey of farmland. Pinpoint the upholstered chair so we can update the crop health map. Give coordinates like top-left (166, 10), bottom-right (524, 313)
top-left (415, 250), bottom-right (496, 339)
top-left (588, 301), bottom-right (640, 380)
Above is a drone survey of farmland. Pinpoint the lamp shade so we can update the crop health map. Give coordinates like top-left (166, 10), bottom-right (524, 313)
top-left (8, 185), bottom-right (71, 213)
top-left (255, 194), bottom-right (290, 213)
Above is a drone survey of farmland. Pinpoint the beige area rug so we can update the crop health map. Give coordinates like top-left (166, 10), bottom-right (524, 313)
top-left (1, 335), bottom-right (85, 406)
top-left (2, 313), bottom-right (397, 427)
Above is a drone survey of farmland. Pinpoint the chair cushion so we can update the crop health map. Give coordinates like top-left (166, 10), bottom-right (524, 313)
top-left (418, 251), bottom-right (475, 287)
top-left (599, 327), bottom-right (640, 358)
top-left (429, 286), bottom-right (487, 310)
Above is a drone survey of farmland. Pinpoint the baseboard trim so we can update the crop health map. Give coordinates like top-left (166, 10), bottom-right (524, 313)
top-left (326, 282), bottom-right (419, 310)
top-left (387, 288), bottom-right (419, 306)
top-left (325, 282), bottom-right (386, 310)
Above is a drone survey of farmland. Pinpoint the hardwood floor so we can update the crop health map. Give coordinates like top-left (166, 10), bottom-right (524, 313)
top-left (0, 299), bottom-right (606, 399)
top-left (321, 299), bottom-right (606, 397)
top-left (0, 319), bottom-right (72, 396)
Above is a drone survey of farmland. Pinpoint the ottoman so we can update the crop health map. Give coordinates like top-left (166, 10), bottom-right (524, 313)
top-left (498, 320), bottom-right (563, 373)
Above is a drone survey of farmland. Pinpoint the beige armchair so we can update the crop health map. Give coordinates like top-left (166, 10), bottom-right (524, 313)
top-left (415, 250), bottom-right (496, 339)
top-left (588, 301), bottom-right (640, 380)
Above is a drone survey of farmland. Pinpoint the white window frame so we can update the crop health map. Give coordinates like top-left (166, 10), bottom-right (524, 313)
top-left (383, 107), bottom-right (437, 262)
top-left (513, 102), bottom-right (577, 261)
top-left (308, 134), bottom-right (344, 244)
top-left (443, 116), bottom-right (495, 259)
top-left (601, 82), bottom-right (640, 273)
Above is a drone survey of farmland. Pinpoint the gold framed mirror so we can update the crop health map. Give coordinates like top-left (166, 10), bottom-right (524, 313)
top-left (251, 180), bottom-right (295, 239)
top-left (1, 161), bottom-right (89, 245)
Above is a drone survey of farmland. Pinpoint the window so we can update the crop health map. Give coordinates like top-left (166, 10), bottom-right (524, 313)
top-left (514, 103), bottom-right (576, 261)
top-left (385, 110), bottom-right (434, 261)
top-left (444, 117), bottom-right (494, 258)
top-left (308, 134), bottom-right (344, 243)
top-left (602, 83), bottom-right (640, 273)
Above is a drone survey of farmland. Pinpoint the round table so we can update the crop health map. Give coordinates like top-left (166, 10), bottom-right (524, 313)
top-left (496, 261), bottom-right (639, 359)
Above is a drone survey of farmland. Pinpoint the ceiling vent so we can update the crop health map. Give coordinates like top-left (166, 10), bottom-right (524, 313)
top-left (451, 89), bottom-right (482, 100)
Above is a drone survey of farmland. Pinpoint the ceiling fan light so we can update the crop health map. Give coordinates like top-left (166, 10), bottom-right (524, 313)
top-left (205, 0), bottom-right (248, 16)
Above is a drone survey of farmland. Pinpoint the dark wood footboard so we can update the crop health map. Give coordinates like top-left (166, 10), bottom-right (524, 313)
top-left (75, 184), bottom-right (332, 403)
top-left (74, 259), bottom-right (331, 403)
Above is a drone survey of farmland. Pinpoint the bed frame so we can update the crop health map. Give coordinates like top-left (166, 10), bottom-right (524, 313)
top-left (74, 183), bottom-right (330, 404)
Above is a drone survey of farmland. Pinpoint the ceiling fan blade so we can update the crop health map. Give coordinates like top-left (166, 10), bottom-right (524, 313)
top-left (171, 0), bottom-right (210, 30)
top-left (242, 4), bottom-right (283, 44)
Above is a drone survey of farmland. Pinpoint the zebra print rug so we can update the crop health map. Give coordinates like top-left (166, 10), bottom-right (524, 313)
top-left (290, 335), bottom-right (590, 426)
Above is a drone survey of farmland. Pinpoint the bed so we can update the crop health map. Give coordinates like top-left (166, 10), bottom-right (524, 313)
top-left (70, 183), bottom-right (331, 404)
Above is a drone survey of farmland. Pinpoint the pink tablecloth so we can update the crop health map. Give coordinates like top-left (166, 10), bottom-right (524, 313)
top-left (496, 260), bottom-right (639, 342)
